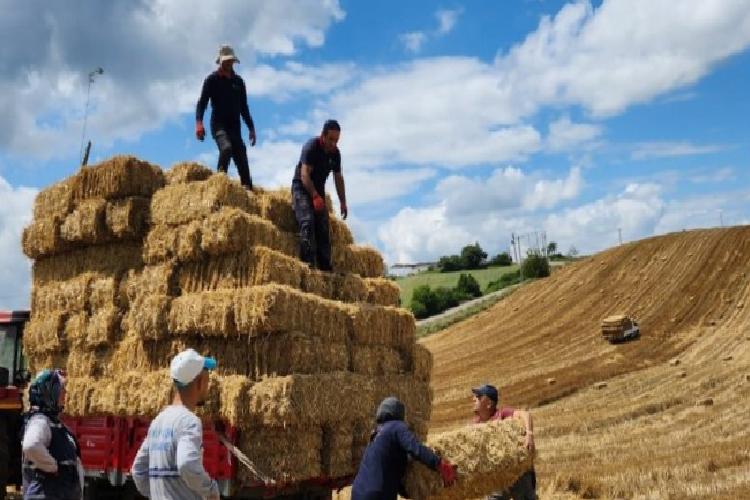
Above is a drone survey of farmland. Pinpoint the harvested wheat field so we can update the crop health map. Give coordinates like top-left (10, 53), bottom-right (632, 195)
top-left (423, 226), bottom-right (750, 499)
top-left (22, 155), bottom-right (427, 486)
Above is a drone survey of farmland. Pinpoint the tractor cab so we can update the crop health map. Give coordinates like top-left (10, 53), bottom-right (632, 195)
top-left (1, 309), bottom-right (30, 497)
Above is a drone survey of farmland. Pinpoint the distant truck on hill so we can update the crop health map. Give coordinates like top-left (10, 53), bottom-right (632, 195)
top-left (601, 315), bottom-right (640, 343)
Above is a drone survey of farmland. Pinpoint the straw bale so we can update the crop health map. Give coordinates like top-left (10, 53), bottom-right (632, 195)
top-left (237, 426), bottom-right (322, 484)
top-left (22, 217), bottom-right (69, 259)
top-left (122, 264), bottom-right (176, 308)
top-left (364, 277), bottom-right (401, 307)
top-left (32, 243), bottom-right (144, 285)
top-left (256, 189), bottom-right (297, 233)
top-left (179, 247), bottom-right (303, 294)
top-left (200, 209), bottom-right (297, 258)
top-left (23, 313), bottom-right (67, 354)
top-left (144, 220), bottom-right (203, 264)
top-left (348, 304), bottom-right (416, 349)
top-left (27, 351), bottom-right (69, 376)
top-left (85, 307), bottom-right (120, 347)
top-left (88, 275), bottom-right (120, 311)
top-left (150, 174), bottom-right (253, 227)
top-left (33, 178), bottom-right (75, 220)
top-left (412, 343), bottom-right (433, 382)
top-left (122, 295), bottom-right (171, 340)
top-left (352, 421), bottom-right (372, 465)
top-left (165, 161), bottom-right (213, 185)
top-left (105, 197), bottom-right (150, 239)
top-left (233, 285), bottom-right (349, 343)
top-left (66, 349), bottom-right (111, 377)
top-left (250, 332), bottom-right (349, 378)
top-left (322, 424), bottom-right (355, 478)
top-left (31, 274), bottom-right (92, 313)
top-left (72, 155), bottom-right (164, 201)
top-left (60, 198), bottom-right (107, 244)
top-left (63, 376), bottom-right (98, 416)
top-left (300, 269), bottom-right (369, 303)
top-left (334, 245), bottom-right (385, 277)
top-left (64, 312), bottom-right (88, 349)
top-left (107, 371), bottom-right (173, 416)
top-left (246, 372), bottom-right (374, 427)
top-left (169, 291), bottom-right (236, 337)
top-left (330, 217), bottom-right (354, 247)
top-left (197, 374), bottom-right (253, 426)
top-left (403, 419), bottom-right (534, 500)
top-left (351, 345), bottom-right (405, 376)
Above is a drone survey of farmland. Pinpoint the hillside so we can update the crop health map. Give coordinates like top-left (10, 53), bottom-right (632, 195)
top-left (423, 227), bottom-right (750, 498)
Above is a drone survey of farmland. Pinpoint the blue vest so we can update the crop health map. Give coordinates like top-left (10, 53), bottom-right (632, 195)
top-left (22, 415), bottom-right (81, 500)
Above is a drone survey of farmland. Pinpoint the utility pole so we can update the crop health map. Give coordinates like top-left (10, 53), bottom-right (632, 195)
top-left (618, 228), bottom-right (622, 245)
top-left (719, 210), bottom-right (724, 227)
top-left (80, 67), bottom-right (103, 167)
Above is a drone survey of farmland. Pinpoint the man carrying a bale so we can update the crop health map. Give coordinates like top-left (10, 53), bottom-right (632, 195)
top-left (196, 44), bottom-right (257, 190)
top-left (351, 397), bottom-right (456, 500)
top-left (132, 349), bottom-right (220, 500)
top-left (472, 384), bottom-right (537, 500)
top-left (291, 119), bottom-right (348, 271)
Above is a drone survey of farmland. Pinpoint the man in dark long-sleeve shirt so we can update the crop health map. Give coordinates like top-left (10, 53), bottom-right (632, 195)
top-left (195, 45), bottom-right (256, 189)
top-left (351, 397), bottom-right (456, 500)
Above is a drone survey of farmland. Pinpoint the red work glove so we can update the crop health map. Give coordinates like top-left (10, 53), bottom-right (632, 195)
top-left (195, 121), bottom-right (205, 141)
top-left (340, 200), bottom-right (348, 220)
top-left (437, 459), bottom-right (457, 487)
top-left (312, 193), bottom-right (326, 213)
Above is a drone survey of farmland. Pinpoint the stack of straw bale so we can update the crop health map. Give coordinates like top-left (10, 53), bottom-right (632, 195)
top-left (23, 156), bottom-right (428, 484)
top-left (403, 418), bottom-right (535, 500)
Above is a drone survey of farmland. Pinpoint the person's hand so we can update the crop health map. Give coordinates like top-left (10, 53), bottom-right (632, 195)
top-left (195, 121), bottom-right (205, 141)
top-left (249, 128), bottom-right (256, 147)
top-left (312, 193), bottom-right (326, 213)
top-left (525, 432), bottom-right (535, 453)
top-left (437, 458), bottom-right (457, 487)
top-left (340, 201), bottom-right (348, 220)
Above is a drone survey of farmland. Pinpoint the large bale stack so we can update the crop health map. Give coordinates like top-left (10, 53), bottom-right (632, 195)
top-left (404, 418), bottom-right (534, 500)
top-left (22, 157), bottom-right (427, 484)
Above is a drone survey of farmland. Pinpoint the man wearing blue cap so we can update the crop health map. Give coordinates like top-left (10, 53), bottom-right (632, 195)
top-left (472, 384), bottom-right (536, 500)
top-left (131, 349), bottom-right (219, 500)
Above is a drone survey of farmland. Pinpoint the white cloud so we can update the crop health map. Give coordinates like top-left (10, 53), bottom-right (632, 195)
top-left (546, 116), bottom-right (602, 151)
top-left (436, 8), bottom-right (463, 35)
top-left (688, 166), bottom-right (736, 184)
top-left (631, 141), bottom-right (727, 160)
top-left (345, 168), bottom-right (436, 206)
top-left (399, 32), bottom-right (428, 54)
top-left (0, 176), bottom-right (37, 310)
top-left (245, 62), bottom-right (357, 101)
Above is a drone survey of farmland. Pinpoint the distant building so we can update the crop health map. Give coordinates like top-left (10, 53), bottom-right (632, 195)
top-left (388, 262), bottom-right (435, 277)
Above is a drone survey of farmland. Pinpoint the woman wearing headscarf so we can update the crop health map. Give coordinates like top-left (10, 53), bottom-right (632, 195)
top-left (21, 369), bottom-right (83, 500)
top-left (351, 397), bottom-right (456, 500)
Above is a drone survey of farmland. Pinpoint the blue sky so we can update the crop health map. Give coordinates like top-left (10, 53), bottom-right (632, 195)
top-left (1, 0), bottom-right (749, 309)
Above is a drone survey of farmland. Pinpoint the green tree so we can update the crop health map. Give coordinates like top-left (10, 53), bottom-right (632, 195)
top-left (521, 252), bottom-right (550, 278)
top-left (489, 252), bottom-right (513, 266)
top-left (547, 241), bottom-right (557, 257)
top-left (460, 243), bottom-right (487, 270)
top-left (437, 254), bottom-right (463, 272)
top-left (456, 273), bottom-right (482, 298)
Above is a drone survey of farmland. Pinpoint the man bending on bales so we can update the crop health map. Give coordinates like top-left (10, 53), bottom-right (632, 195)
top-left (196, 44), bottom-right (257, 190)
top-left (132, 349), bottom-right (220, 500)
top-left (291, 119), bottom-right (348, 271)
top-left (472, 384), bottom-right (537, 500)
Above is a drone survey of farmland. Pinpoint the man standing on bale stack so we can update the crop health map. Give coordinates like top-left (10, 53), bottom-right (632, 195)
top-left (472, 384), bottom-right (537, 500)
top-left (291, 119), bottom-right (348, 271)
top-left (132, 349), bottom-right (220, 500)
top-left (196, 44), bottom-right (257, 190)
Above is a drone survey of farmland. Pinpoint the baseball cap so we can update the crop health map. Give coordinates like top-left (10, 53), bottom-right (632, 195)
top-left (471, 384), bottom-right (499, 403)
top-left (170, 349), bottom-right (217, 386)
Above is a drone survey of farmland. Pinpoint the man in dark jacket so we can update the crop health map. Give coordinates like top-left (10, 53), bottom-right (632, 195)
top-left (351, 397), bottom-right (456, 500)
top-left (291, 119), bottom-right (347, 271)
top-left (195, 44), bottom-right (256, 189)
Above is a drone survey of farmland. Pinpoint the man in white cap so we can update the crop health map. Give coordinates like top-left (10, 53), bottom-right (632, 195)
top-left (131, 349), bottom-right (219, 500)
top-left (196, 44), bottom-right (257, 189)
